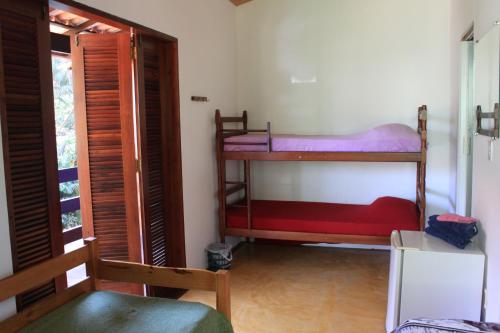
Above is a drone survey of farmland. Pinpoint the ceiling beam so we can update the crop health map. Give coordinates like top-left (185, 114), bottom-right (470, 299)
top-left (230, 0), bottom-right (253, 6)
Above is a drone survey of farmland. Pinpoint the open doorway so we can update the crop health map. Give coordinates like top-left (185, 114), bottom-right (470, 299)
top-left (47, 1), bottom-right (186, 297)
top-left (51, 36), bottom-right (84, 286)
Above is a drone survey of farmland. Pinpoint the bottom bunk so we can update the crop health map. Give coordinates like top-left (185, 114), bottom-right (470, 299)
top-left (225, 196), bottom-right (420, 245)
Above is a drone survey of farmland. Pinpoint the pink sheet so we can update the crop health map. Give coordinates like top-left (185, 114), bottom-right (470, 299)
top-left (224, 124), bottom-right (421, 152)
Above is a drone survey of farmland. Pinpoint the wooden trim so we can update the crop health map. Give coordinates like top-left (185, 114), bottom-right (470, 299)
top-left (0, 244), bottom-right (90, 302)
top-left (162, 39), bottom-right (186, 268)
top-left (97, 259), bottom-right (231, 318)
top-left (215, 110), bottom-right (227, 242)
top-left (97, 259), bottom-right (216, 291)
top-left (225, 228), bottom-right (390, 245)
top-left (245, 160), bottom-right (252, 230)
top-left (223, 151), bottom-right (422, 162)
top-left (0, 278), bottom-right (92, 333)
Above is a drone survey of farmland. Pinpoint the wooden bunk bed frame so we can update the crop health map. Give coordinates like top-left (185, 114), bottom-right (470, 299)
top-left (215, 105), bottom-right (428, 245)
top-left (0, 237), bottom-right (231, 332)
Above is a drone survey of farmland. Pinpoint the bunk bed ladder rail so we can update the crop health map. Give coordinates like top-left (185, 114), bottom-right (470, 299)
top-left (417, 105), bottom-right (428, 230)
top-left (215, 110), bottom-right (272, 241)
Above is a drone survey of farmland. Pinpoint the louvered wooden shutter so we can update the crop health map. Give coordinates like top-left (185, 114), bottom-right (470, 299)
top-left (72, 33), bottom-right (142, 295)
top-left (0, 0), bottom-right (64, 310)
top-left (135, 33), bottom-right (185, 298)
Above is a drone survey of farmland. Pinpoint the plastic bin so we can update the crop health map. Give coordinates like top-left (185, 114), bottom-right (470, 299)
top-left (206, 243), bottom-right (232, 271)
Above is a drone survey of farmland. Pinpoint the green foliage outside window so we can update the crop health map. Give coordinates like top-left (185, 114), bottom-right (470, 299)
top-left (52, 55), bottom-right (81, 231)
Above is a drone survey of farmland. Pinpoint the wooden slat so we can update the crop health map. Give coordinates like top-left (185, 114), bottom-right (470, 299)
top-left (225, 228), bottom-right (390, 245)
top-left (222, 151), bottom-right (422, 162)
top-left (0, 0), bottom-right (65, 310)
top-left (221, 116), bottom-right (245, 123)
top-left (0, 278), bottom-right (92, 333)
top-left (0, 244), bottom-right (89, 302)
top-left (97, 259), bottom-right (217, 291)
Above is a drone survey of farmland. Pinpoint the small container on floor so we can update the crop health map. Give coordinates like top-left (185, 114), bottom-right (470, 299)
top-left (207, 243), bottom-right (232, 271)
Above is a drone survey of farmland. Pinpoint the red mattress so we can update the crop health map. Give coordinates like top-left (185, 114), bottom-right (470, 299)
top-left (226, 196), bottom-right (419, 237)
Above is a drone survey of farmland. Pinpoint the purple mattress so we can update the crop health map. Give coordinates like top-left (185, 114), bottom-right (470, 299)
top-left (224, 124), bottom-right (421, 153)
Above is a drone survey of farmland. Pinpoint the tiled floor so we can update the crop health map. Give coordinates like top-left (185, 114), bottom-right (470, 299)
top-left (181, 243), bottom-right (390, 333)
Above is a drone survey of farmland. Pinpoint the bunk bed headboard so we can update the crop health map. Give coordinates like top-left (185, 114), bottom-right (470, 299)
top-left (215, 110), bottom-right (272, 152)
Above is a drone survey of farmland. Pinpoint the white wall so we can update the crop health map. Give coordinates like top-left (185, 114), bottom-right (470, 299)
top-left (0, 123), bottom-right (16, 320)
top-left (472, 23), bottom-right (500, 322)
top-left (76, 0), bottom-right (237, 268)
top-left (475, 0), bottom-right (500, 41)
top-left (236, 0), bottom-right (457, 216)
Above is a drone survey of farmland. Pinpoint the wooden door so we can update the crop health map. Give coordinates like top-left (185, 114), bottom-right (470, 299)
top-left (72, 32), bottom-right (142, 294)
top-left (0, 0), bottom-right (65, 309)
top-left (134, 32), bottom-right (185, 297)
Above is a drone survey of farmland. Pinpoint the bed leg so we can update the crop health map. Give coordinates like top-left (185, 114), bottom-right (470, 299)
top-left (245, 160), bottom-right (252, 230)
top-left (215, 270), bottom-right (231, 321)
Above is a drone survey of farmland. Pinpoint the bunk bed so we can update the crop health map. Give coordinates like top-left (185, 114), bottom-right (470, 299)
top-left (215, 106), bottom-right (428, 245)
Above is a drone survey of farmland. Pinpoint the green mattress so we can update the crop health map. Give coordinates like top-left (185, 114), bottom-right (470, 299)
top-left (20, 291), bottom-right (233, 333)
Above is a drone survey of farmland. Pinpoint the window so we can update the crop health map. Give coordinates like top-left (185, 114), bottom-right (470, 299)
top-left (52, 54), bottom-right (82, 233)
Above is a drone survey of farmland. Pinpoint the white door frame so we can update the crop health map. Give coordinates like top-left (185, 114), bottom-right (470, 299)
top-left (456, 40), bottom-right (475, 216)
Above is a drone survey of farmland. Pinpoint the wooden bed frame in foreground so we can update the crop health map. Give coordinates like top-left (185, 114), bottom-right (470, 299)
top-left (215, 106), bottom-right (428, 245)
top-left (0, 238), bottom-right (231, 332)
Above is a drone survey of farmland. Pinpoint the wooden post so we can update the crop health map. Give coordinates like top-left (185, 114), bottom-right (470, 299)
top-left (242, 110), bottom-right (248, 132)
top-left (417, 105), bottom-right (427, 230)
top-left (84, 237), bottom-right (100, 290)
top-left (266, 121), bottom-right (271, 153)
top-left (215, 110), bottom-right (227, 243)
top-left (245, 160), bottom-right (252, 230)
top-left (215, 270), bottom-right (231, 321)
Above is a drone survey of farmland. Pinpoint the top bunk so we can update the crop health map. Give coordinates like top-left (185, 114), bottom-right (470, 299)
top-left (215, 105), bottom-right (428, 162)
